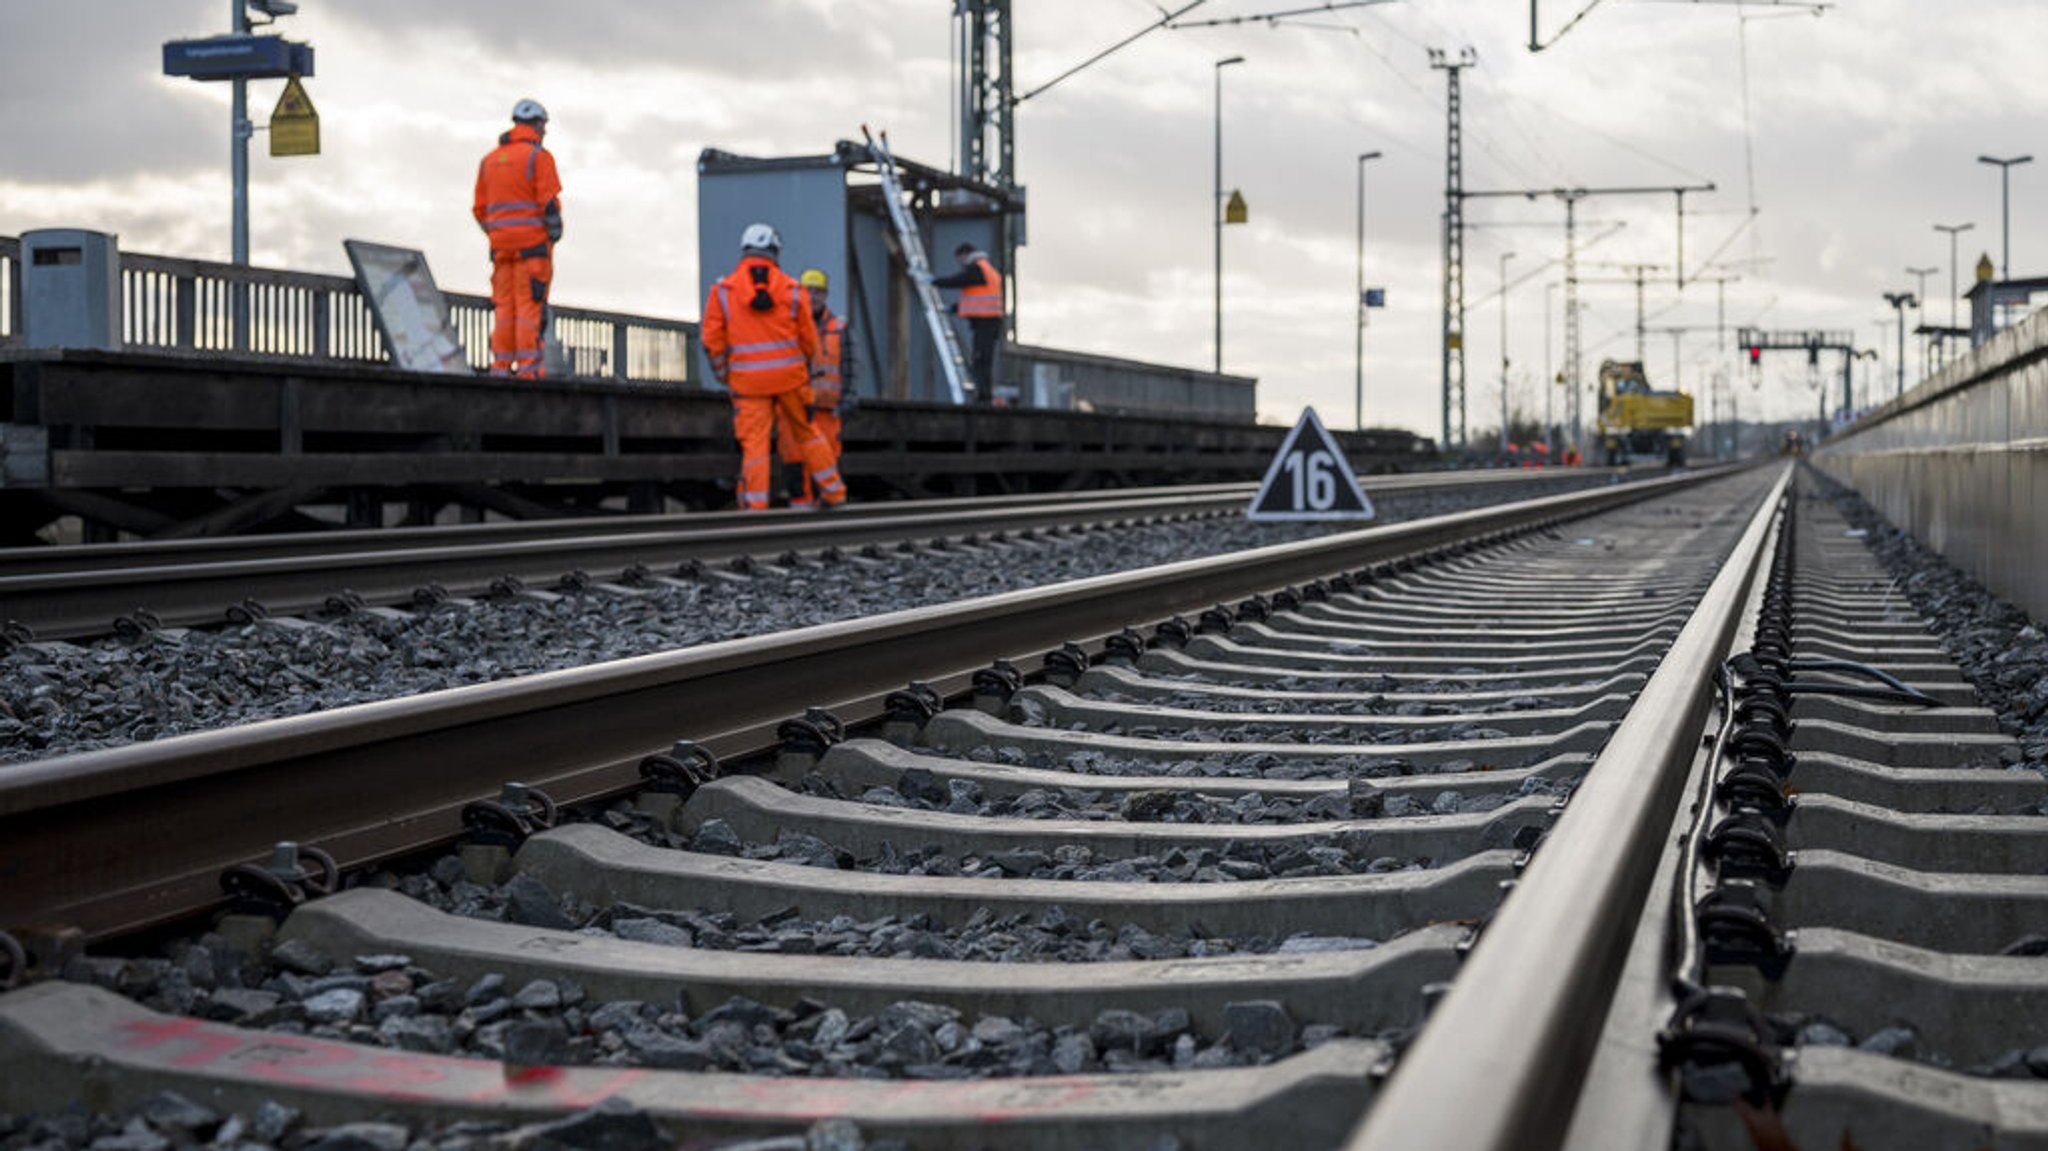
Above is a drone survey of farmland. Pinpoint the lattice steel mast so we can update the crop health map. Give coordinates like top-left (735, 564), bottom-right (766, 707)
top-left (954, 1), bottom-right (1018, 319)
top-left (1430, 48), bottom-right (1477, 451)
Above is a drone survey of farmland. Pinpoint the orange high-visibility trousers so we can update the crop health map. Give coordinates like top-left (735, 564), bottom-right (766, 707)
top-left (490, 251), bottom-right (551, 378)
top-left (775, 397), bottom-right (842, 507)
top-left (736, 390), bottom-right (844, 511)
top-left (810, 408), bottom-right (842, 461)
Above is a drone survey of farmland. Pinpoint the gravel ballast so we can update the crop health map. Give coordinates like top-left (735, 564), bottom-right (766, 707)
top-left (68, 918), bottom-right (1382, 1087)
top-left (0, 483), bottom-right (1600, 764)
top-left (0, 1092), bottom-right (888, 1151)
top-left (378, 823), bottom-right (1392, 966)
top-left (837, 768), bottom-right (1572, 824)
top-left (933, 741), bottom-right (1541, 781)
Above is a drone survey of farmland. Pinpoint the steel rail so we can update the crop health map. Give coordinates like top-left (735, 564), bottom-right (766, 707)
top-left (0, 483), bottom-right (1251, 575)
top-left (1349, 462), bottom-right (1792, 1151)
top-left (0, 469), bottom-right (1585, 576)
top-left (0, 492), bottom-right (1235, 640)
top-left (0, 467), bottom-right (1738, 944)
top-left (0, 470), bottom-right (1607, 640)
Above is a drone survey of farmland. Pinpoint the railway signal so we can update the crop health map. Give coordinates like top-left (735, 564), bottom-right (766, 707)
top-left (1247, 408), bottom-right (1375, 522)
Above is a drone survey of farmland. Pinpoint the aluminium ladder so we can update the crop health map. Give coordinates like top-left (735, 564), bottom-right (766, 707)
top-left (862, 126), bottom-right (974, 405)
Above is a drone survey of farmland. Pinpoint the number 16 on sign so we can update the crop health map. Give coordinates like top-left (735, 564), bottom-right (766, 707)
top-left (1247, 407), bottom-right (1376, 522)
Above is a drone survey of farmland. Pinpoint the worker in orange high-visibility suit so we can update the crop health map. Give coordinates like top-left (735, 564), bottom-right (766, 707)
top-left (930, 241), bottom-right (1004, 403)
top-left (472, 98), bottom-right (562, 378)
top-left (774, 268), bottom-right (852, 508)
top-left (702, 225), bottom-right (847, 511)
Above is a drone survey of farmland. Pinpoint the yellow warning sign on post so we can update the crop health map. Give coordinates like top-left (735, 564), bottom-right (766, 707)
top-left (1224, 189), bottom-right (1249, 225)
top-left (269, 76), bottom-right (320, 157)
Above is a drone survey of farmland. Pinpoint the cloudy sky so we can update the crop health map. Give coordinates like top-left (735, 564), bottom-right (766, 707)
top-left (3, 0), bottom-right (2041, 440)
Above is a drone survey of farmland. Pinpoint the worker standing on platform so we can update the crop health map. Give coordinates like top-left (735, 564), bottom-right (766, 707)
top-left (774, 268), bottom-right (851, 509)
top-left (930, 241), bottom-right (1003, 403)
top-left (473, 99), bottom-right (562, 379)
top-left (702, 225), bottom-right (847, 511)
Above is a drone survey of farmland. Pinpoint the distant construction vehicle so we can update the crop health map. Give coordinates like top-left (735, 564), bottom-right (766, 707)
top-left (1594, 359), bottom-right (1693, 467)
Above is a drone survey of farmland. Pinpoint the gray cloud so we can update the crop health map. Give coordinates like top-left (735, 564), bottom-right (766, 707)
top-left (1, 0), bottom-right (2043, 435)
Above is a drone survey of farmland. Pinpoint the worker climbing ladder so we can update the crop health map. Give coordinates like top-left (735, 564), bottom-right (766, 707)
top-left (863, 125), bottom-right (974, 404)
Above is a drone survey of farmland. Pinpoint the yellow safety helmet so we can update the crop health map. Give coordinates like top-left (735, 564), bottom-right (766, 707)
top-left (800, 269), bottom-right (829, 291)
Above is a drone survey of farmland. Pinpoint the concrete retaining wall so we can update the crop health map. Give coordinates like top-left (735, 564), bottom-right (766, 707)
top-left (1814, 308), bottom-right (2048, 621)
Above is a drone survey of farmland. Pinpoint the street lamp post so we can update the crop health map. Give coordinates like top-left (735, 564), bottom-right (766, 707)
top-left (1934, 221), bottom-right (1976, 338)
top-left (1498, 251), bottom-right (1516, 453)
top-left (1213, 55), bottom-right (1245, 375)
top-left (1883, 291), bottom-right (1917, 403)
top-left (1355, 150), bottom-right (1381, 432)
top-left (1906, 264), bottom-right (1937, 378)
top-left (1978, 154), bottom-right (2033, 280)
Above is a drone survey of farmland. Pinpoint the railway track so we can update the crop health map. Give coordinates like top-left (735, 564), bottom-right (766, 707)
top-left (3, 462), bottom-right (2033, 1150)
top-left (0, 469), bottom-right (1606, 642)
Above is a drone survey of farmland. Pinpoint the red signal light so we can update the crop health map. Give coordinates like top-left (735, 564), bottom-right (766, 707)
top-left (1747, 347), bottom-right (1761, 365)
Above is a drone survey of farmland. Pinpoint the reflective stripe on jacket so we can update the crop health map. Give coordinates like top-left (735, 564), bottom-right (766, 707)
top-left (701, 256), bottom-right (820, 395)
top-left (473, 124), bottom-right (562, 253)
top-left (809, 311), bottom-right (846, 404)
top-left (958, 257), bottom-right (1003, 318)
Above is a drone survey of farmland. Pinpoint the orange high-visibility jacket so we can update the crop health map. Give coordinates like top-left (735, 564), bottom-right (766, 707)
top-left (958, 257), bottom-right (1003, 318)
top-left (810, 311), bottom-right (846, 405)
top-left (473, 124), bottom-right (562, 254)
top-left (702, 257), bottom-right (820, 396)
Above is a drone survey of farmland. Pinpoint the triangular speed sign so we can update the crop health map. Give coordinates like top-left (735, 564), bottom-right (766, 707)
top-left (1246, 407), bottom-right (1376, 522)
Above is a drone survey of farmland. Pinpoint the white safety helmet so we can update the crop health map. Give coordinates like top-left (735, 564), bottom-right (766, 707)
top-left (511, 98), bottom-right (549, 125)
top-left (740, 222), bottom-right (783, 255)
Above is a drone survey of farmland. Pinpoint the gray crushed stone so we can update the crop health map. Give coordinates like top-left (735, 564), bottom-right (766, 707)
top-left (389, 825), bottom-right (1385, 964)
top-left (470, 783), bottom-right (1451, 886)
top-left (939, 740), bottom-right (1531, 781)
top-left (70, 923), bottom-right (1378, 1085)
top-left (0, 484), bottom-right (1595, 764)
top-left (1009, 689), bottom-right (1519, 745)
top-left (1764, 1008), bottom-right (2048, 1082)
top-left (734, 777), bottom-right (1452, 880)
top-left (0, 1091), bottom-right (887, 1151)
top-left (1084, 686), bottom-right (1566, 717)
top-left (848, 765), bottom-right (1574, 822)
top-left (1159, 669), bottom-right (1541, 695)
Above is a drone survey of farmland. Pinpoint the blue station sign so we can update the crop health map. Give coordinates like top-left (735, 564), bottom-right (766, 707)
top-left (163, 35), bottom-right (314, 81)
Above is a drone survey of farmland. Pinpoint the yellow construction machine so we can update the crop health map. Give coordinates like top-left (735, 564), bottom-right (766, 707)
top-left (1595, 359), bottom-right (1693, 467)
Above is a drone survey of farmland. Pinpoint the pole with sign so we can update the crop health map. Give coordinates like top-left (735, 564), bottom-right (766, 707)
top-left (162, 5), bottom-right (315, 255)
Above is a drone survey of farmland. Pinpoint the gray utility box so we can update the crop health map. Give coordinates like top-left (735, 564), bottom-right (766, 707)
top-left (22, 229), bottom-right (122, 350)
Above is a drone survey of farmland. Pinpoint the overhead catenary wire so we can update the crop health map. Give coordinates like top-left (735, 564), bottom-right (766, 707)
top-left (1509, 94), bottom-right (1715, 186)
top-left (1529, 0), bottom-right (1609, 51)
top-left (1166, 0), bottom-right (1398, 30)
top-left (1336, 4), bottom-right (1602, 189)
top-left (1467, 221), bottom-right (1629, 308)
top-left (1011, 0), bottom-right (1211, 106)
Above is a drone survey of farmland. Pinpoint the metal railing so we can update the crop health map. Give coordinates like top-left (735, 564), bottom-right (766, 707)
top-left (1, 236), bottom-right (1253, 414)
top-left (1, 235), bottom-right (693, 385)
top-left (121, 253), bottom-right (389, 359)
